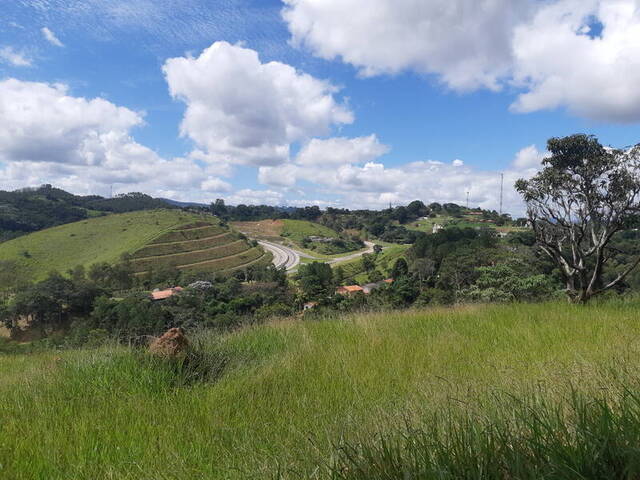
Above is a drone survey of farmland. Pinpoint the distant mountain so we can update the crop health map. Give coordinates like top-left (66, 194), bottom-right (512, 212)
top-left (0, 185), bottom-right (175, 242)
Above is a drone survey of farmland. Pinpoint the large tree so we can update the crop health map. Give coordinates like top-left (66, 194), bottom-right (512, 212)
top-left (516, 134), bottom-right (640, 303)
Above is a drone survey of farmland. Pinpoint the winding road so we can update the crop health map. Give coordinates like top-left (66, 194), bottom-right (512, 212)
top-left (258, 240), bottom-right (376, 271)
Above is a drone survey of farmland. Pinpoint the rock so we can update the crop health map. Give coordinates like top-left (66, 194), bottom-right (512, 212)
top-left (149, 327), bottom-right (189, 358)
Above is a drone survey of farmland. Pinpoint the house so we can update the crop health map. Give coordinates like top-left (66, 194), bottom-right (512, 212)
top-left (336, 285), bottom-right (365, 295)
top-left (303, 301), bottom-right (318, 311)
top-left (150, 286), bottom-right (184, 301)
top-left (432, 223), bottom-right (444, 234)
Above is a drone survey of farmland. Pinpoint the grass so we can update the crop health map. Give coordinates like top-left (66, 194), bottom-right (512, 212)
top-left (406, 214), bottom-right (528, 234)
top-left (281, 219), bottom-right (340, 244)
top-left (130, 240), bottom-right (251, 273)
top-left (3, 301), bottom-right (640, 478)
top-left (0, 210), bottom-right (209, 281)
top-left (335, 244), bottom-right (410, 283)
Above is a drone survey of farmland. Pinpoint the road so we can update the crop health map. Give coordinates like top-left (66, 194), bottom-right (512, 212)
top-left (259, 240), bottom-right (377, 271)
top-left (258, 240), bottom-right (301, 271)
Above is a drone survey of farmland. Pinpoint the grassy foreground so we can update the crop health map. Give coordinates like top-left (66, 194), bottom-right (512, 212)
top-left (3, 301), bottom-right (640, 478)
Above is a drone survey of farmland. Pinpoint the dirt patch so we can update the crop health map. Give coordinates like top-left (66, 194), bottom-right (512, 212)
top-left (232, 220), bottom-right (284, 241)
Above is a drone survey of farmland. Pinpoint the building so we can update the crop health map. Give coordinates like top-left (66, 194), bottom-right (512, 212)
top-left (150, 286), bottom-right (183, 301)
top-left (432, 223), bottom-right (444, 234)
top-left (303, 301), bottom-right (318, 311)
top-left (336, 285), bottom-right (365, 295)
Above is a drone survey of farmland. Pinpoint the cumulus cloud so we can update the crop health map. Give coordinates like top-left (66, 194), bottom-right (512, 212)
top-left (283, 0), bottom-right (530, 91)
top-left (283, 0), bottom-right (640, 122)
top-left (511, 0), bottom-right (640, 122)
top-left (258, 135), bottom-right (390, 188)
top-left (296, 135), bottom-right (389, 166)
top-left (0, 47), bottom-right (31, 67)
top-left (0, 79), bottom-right (229, 201)
top-left (163, 41), bottom-right (353, 167)
top-left (259, 137), bottom-right (546, 214)
top-left (41, 27), bottom-right (64, 47)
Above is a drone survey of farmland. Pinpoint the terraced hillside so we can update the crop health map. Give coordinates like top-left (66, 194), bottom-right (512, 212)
top-left (0, 210), bottom-right (271, 281)
top-left (130, 221), bottom-right (271, 275)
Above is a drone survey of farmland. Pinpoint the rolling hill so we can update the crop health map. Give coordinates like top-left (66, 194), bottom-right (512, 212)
top-left (0, 209), bottom-right (271, 281)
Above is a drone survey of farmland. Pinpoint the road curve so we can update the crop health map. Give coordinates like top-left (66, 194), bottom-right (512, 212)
top-left (259, 240), bottom-right (378, 272)
top-left (327, 241), bottom-right (376, 264)
top-left (258, 240), bottom-right (301, 271)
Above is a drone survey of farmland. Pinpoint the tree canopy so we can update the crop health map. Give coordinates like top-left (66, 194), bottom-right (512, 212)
top-left (516, 134), bottom-right (640, 303)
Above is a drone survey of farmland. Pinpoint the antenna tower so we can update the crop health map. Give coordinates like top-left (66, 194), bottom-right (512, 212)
top-left (466, 190), bottom-right (469, 209)
top-left (499, 173), bottom-right (504, 215)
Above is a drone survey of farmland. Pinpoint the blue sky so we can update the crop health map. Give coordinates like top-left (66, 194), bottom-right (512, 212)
top-left (2, 0), bottom-right (640, 214)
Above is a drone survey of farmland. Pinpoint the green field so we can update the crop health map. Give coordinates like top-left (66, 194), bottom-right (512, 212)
top-left (281, 219), bottom-right (340, 243)
top-left (335, 243), bottom-right (410, 282)
top-left (0, 210), bottom-right (209, 281)
top-left (2, 301), bottom-right (640, 478)
top-left (0, 210), bottom-right (271, 281)
top-left (406, 214), bottom-right (528, 234)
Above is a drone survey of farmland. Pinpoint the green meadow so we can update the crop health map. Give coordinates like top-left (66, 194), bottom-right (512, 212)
top-left (3, 301), bottom-right (640, 479)
top-left (0, 210), bottom-right (208, 281)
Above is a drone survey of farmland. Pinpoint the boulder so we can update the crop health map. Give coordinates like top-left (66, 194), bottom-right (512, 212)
top-left (149, 327), bottom-right (189, 358)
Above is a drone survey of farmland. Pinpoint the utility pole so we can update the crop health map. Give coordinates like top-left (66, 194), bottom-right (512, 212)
top-left (499, 173), bottom-right (504, 215)
top-left (110, 185), bottom-right (113, 199)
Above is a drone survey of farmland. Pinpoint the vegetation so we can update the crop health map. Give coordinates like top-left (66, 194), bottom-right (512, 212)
top-left (0, 184), bottom-right (173, 242)
top-left (0, 211), bottom-right (268, 283)
top-left (0, 210), bottom-right (206, 282)
top-left (3, 301), bottom-right (640, 478)
top-left (517, 134), bottom-right (640, 303)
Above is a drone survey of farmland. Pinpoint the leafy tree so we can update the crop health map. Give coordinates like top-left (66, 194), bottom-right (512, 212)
top-left (296, 262), bottom-right (334, 300)
top-left (361, 253), bottom-right (376, 272)
top-left (516, 134), bottom-right (640, 303)
top-left (391, 258), bottom-right (409, 279)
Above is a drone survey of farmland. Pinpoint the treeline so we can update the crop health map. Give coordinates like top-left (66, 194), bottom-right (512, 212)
top-left (0, 185), bottom-right (173, 241)
top-left (0, 259), bottom-right (291, 345)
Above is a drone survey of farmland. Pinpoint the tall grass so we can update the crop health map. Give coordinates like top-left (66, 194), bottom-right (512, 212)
top-left (3, 301), bottom-right (640, 478)
top-left (331, 386), bottom-right (640, 479)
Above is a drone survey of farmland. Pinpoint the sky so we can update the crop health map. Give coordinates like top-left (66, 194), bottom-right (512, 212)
top-left (1, 0), bottom-right (640, 215)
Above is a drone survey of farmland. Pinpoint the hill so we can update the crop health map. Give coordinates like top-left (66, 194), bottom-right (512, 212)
top-left (0, 185), bottom-right (174, 242)
top-left (0, 210), bottom-right (270, 281)
top-left (1, 301), bottom-right (639, 478)
top-left (232, 219), bottom-right (364, 255)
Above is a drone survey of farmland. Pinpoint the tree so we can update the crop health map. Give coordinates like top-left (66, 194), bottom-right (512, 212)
top-left (361, 253), bottom-right (376, 272)
top-left (296, 262), bottom-right (334, 300)
top-left (390, 258), bottom-right (409, 279)
top-left (516, 134), bottom-right (640, 303)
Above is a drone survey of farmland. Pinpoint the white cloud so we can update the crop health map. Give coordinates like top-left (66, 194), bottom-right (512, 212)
top-left (258, 135), bottom-right (391, 188)
top-left (283, 0), bottom-right (640, 122)
top-left (0, 79), bottom-right (229, 202)
top-left (41, 27), bottom-right (64, 47)
top-left (163, 41), bottom-right (353, 167)
top-left (226, 188), bottom-right (285, 206)
top-left (512, 144), bottom-right (547, 170)
top-left (258, 139), bottom-right (545, 215)
top-left (0, 47), bottom-right (31, 67)
top-left (283, 0), bottom-right (531, 91)
top-left (296, 135), bottom-right (389, 166)
top-left (511, 0), bottom-right (640, 122)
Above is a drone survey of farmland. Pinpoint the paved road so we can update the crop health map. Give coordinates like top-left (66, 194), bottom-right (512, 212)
top-left (327, 241), bottom-right (376, 264)
top-left (259, 240), bottom-right (377, 271)
top-left (258, 240), bottom-right (301, 271)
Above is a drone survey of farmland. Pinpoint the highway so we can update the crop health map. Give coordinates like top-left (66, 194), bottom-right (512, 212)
top-left (258, 240), bottom-right (301, 271)
top-left (259, 240), bottom-right (377, 271)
